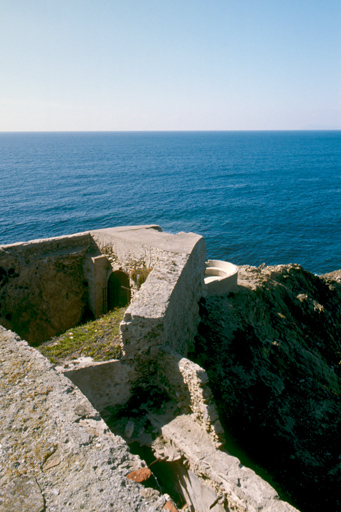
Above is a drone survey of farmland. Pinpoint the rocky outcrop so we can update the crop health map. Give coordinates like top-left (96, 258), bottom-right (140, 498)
top-left (193, 264), bottom-right (341, 512)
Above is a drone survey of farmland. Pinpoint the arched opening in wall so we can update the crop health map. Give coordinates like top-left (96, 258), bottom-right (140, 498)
top-left (107, 271), bottom-right (131, 310)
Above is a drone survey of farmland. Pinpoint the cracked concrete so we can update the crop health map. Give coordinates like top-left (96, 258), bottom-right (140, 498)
top-left (0, 327), bottom-right (168, 512)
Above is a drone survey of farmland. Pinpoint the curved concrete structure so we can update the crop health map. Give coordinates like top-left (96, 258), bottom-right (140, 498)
top-left (204, 260), bottom-right (238, 296)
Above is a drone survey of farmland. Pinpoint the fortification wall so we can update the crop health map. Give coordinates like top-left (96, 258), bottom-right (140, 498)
top-left (120, 232), bottom-right (205, 360)
top-left (0, 327), bottom-right (168, 512)
top-left (0, 226), bottom-right (301, 511)
top-left (62, 228), bottom-right (206, 417)
top-left (0, 225), bottom-right (205, 348)
top-left (0, 233), bottom-right (91, 343)
top-left (0, 224), bottom-right (206, 379)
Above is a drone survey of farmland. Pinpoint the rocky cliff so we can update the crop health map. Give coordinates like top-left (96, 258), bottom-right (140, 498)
top-left (193, 264), bottom-right (341, 512)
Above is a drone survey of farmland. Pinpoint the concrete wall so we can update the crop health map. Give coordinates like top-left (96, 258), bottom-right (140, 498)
top-left (0, 327), bottom-right (168, 512)
top-left (159, 415), bottom-right (299, 512)
top-left (59, 227), bottom-right (206, 418)
top-left (0, 225), bottom-right (206, 355)
top-left (62, 358), bottom-right (137, 412)
top-left (204, 260), bottom-right (239, 297)
top-left (158, 350), bottom-right (224, 443)
top-left (0, 233), bottom-right (91, 343)
top-left (119, 231), bottom-right (205, 361)
top-left (84, 254), bottom-right (111, 318)
top-left (163, 236), bottom-right (206, 355)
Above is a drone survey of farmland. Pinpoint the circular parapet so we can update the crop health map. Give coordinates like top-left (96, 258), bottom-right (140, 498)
top-left (204, 260), bottom-right (238, 296)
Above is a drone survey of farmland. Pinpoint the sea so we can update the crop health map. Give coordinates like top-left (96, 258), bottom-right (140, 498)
top-left (0, 131), bottom-right (340, 275)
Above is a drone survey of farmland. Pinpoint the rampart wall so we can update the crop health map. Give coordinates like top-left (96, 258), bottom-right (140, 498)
top-left (0, 233), bottom-right (91, 343)
top-left (0, 225), bottom-right (205, 353)
top-left (0, 226), bottom-right (299, 512)
top-left (0, 327), bottom-right (168, 512)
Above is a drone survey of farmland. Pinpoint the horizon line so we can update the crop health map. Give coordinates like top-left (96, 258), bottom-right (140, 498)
top-left (1, 128), bottom-right (340, 134)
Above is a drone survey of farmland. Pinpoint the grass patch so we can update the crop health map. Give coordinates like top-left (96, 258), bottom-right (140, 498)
top-left (131, 267), bottom-right (152, 289)
top-left (39, 307), bottom-right (125, 364)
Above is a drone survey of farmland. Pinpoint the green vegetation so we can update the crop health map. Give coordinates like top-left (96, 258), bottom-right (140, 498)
top-left (39, 307), bottom-right (125, 364)
top-left (131, 267), bottom-right (152, 289)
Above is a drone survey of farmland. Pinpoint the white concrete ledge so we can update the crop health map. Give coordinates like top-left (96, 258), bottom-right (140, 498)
top-left (204, 260), bottom-right (238, 296)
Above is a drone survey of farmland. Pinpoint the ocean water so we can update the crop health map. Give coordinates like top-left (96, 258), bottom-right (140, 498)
top-left (0, 131), bottom-right (340, 274)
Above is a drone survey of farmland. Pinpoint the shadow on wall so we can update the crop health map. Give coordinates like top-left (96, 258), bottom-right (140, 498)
top-left (107, 271), bottom-right (131, 311)
top-left (0, 234), bottom-right (134, 345)
top-left (0, 234), bottom-right (91, 344)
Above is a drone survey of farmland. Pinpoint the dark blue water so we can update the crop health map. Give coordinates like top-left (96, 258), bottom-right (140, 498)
top-left (0, 131), bottom-right (340, 274)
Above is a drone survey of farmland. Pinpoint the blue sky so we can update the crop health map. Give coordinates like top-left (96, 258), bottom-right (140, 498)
top-left (0, 0), bottom-right (340, 131)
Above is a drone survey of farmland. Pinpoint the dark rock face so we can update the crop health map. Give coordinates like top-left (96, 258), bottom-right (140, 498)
top-left (193, 264), bottom-right (341, 512)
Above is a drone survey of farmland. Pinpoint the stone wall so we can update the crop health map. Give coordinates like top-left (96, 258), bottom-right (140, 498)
top-left (163, 235), bottom-right (206, 355)
top-left (120, 231), bottom-right (205, 360)
top-left (0, 227), bottom-right (305, 512)
top-left (62, 358), bottom-right (137, 412)
top-left (59, 227), bottom-right (206, 423)
top-left (0, 225), bottom-right (204, 349)
top-left (157, 350), bottom-right (224, 443)
top-left (0, 327), bottom-right (169, 512)
top-left (0, 233), bottom-right (91, 343)
top-left (158, 415), bottom-right (299, 512)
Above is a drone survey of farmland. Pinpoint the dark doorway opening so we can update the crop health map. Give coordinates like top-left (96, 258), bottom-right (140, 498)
top-left (107, 271), bottom-right (131, 310)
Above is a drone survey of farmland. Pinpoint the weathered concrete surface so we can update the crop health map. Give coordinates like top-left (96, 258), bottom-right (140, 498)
top-left (158, 350), bottom-right (224, 443)
top-left (204, 260), bottom-right (239, 297)
top-left (0, 225), bottom-right (205, 352)
top-left (194, 263), bottom-right (341, 512)
top-left (61, 358), bottom-right (136, 412)
top-left (0, 233), bottom-right (90, 343)
top-left (120, 230), bottom-right (205, 360)
top-left (155, 415), bottom-right (298, 512)
top-left (0, 327), bottom-right (169, 512)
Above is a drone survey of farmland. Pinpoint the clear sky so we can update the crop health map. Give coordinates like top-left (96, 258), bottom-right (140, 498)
top-left (0, 0), bottom-right (340, 131)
